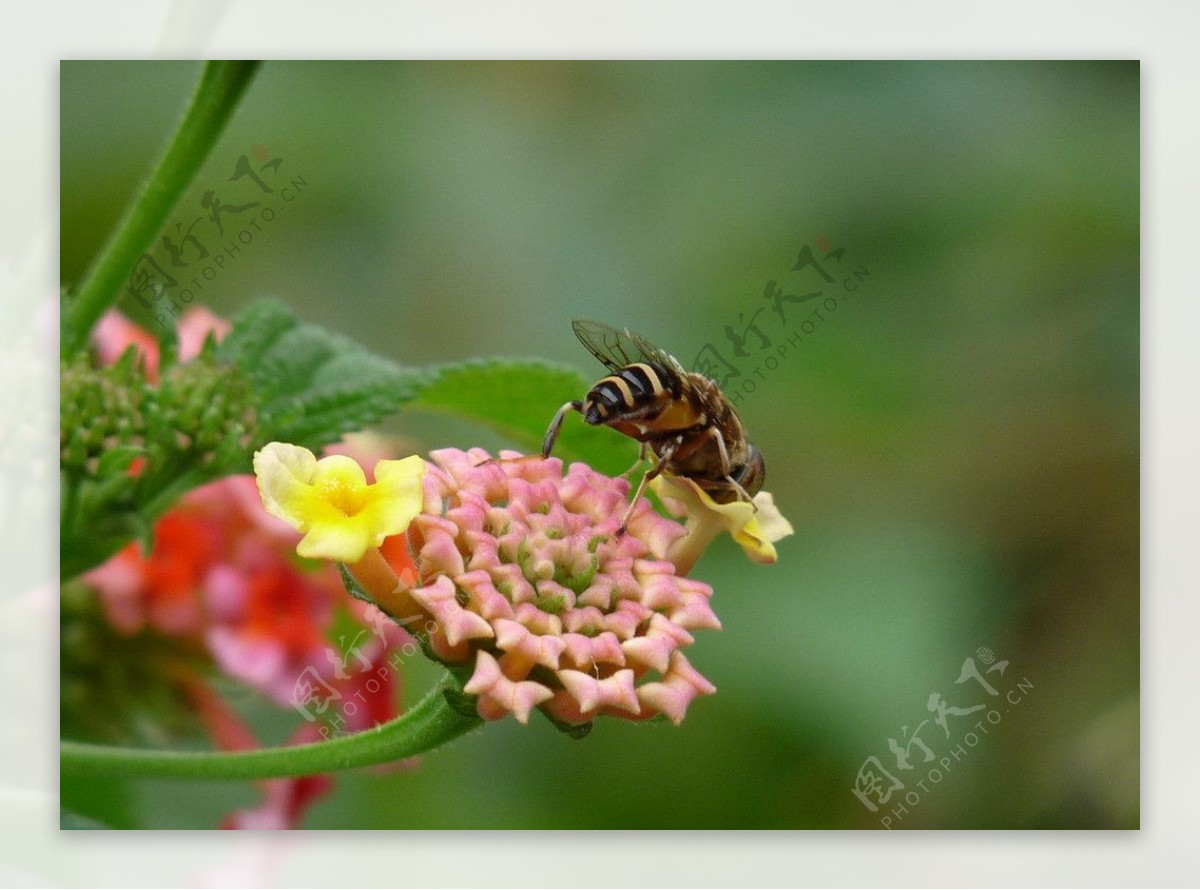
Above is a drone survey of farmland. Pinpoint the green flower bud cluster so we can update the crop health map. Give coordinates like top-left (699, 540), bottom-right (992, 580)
top-left (60, 348), bottom-right (256, 478)
top-left (59, 352), bottom-right (147, 474)
top-left (59, 345), bottom-right (259, 580)
top-left (154, 353), bottom-right (257, 466)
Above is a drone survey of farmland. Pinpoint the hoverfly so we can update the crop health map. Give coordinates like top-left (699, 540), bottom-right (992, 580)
top-left (543, 319), bottom-right (765, 529)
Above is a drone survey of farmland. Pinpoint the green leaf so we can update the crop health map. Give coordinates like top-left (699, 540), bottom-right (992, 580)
top-left (411, 359), bottom-right (636, 476)
top-left (213, 298), bottom-right (296, 369)
top-left (218, 299), bottom-right (427, 451)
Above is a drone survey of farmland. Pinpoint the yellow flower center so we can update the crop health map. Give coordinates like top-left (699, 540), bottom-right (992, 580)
top-left (316, 474), bottom-right (369, 517)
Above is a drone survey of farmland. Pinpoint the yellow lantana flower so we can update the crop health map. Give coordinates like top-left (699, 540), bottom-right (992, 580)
top-left (253, 442), bottom-right (426, 562)
top-left (651, 475), bottom-right (794, 575)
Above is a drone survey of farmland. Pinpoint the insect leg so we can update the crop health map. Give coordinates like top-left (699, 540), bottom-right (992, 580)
top-left (721, 477), bottom-right (755, 505)
top-left (618, 438), bottom-right (681, 535)
top-left (707, 425), bottom-right (734, 477)
top-left (619, 442), bottom-right (649, 479)
top-left (705, 426), bottom-right (755, 506)
top-left (542, 400), bottom-right (584, 458)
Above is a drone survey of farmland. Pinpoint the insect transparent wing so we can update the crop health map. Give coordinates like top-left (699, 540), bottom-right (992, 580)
top-left (571, 319), bottom-right (685, 374)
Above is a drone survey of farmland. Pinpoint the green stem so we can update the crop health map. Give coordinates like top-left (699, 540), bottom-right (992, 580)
top-left (60, 674), bottom-right (482, 780)
top-left (61, 60), bottom-right (262, 356)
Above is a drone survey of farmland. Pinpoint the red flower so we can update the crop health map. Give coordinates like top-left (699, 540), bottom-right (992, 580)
top-left (88, 512), bottom-right (220, 637)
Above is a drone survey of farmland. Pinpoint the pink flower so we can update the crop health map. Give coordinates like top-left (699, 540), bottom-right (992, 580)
top-left (203, 554), bottom-right (336, 707)
top-left (93, 311), bottom-right (162, 379)
top-left (403, 448), bottom-right (720, 726)
top-left (91, 307), bottom-right (231, 382)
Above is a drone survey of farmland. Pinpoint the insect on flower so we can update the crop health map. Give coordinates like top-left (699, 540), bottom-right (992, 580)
top-left (543, 319), bottom-right (766, 531)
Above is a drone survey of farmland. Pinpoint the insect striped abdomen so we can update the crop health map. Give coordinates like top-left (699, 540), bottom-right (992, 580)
top-left (584, 362), bottom-right (678, 425)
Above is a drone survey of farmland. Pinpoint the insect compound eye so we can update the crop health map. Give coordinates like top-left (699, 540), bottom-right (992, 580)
top-left (583, 398), bottom-right (608, 425)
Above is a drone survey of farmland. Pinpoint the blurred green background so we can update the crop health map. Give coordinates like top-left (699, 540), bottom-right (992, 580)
top-left (60, 60), bottom-right (1139, 829)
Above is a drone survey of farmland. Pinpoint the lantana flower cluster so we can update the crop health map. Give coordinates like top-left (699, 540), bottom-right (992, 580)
top-left (414, 448), bottom-right (719, 725)
top-left (255, 441), bottom-right (793, 728)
